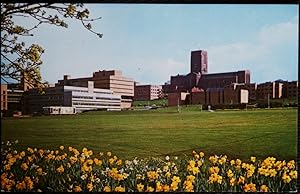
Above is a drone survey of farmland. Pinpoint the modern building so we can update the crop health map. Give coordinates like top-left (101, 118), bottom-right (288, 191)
top-left (168, 92), bottom-right (189, 107)
top-left (243, 83), bottom-right (258, 101)
top-left (163, 49), bottom-right (250, 106)
top-left (55, 70), bottom-right (134, 109)
top-left (191, 50), bottom-right (208, 74)
top-left (23, 81), bottom-right (121, 114)
top-left (256, 82), bottom-right (283, 99)
top-left (163, 50), bottom-right (250, 95)
top-left (283, 81), bottom-right (298, 98)
top-left (1, 84), bottom-right (24, 115)
top-left (134, 84), bottom-right (162, 101)
top-left (1, 84), bottom-right (8, 113)
top-left (192, 84), bottom-right (248, 106)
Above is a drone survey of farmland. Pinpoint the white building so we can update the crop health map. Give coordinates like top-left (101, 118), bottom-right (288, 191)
top-left (24, 81), bottom-right (121, 114)
top-left (63, 81), bottom-right (121, 112)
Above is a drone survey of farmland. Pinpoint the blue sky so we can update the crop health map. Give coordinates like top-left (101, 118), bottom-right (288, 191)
top-left (14, 4), bottom-right (298, 85)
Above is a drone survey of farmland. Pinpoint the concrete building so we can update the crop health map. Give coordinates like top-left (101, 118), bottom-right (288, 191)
top-left (134, 84), bottom-right (162, 101)
top-left (256, 82), bottom-right (283, 99)
top-left (163, 50), bottom-right (250, 95)
top-left (1, 84), bottom-right (8, 113)
top-left (168, 92), bottom-right (189, 107)
top-left (223, 83), bottom-right (248, 105)
top-left (190, 83), bottom-right (248, 106)
top-left (7, 88), bottom-right (24, 112)
top-left (191, 50), bottom-right (208, 74)
top-left (283, 81), bottom-right (298, 98)
top-left (244, 83), bottom-right (258, 101)
top-left (1, 84), bottom-right (24, 115)
top-left (163, 49), bottom-right (250, 106)
top-left (23, 81), bottom-right (121, 114)
top-left (56, 70), bottom-right (134, 109)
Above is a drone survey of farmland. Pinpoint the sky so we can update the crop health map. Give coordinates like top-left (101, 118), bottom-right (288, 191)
top-left (10, 4), bottom-right (298, 85)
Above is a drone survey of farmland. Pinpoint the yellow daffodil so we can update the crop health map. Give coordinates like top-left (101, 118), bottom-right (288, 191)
top-left (115, 185), bottom-right (125, 192)
top-left (137, 183), bottom-right (144, 192)
top-left (73, 185), bottom-right (82, 192)
top-left (199, 152), bottom-right (204, 158)
top-left (260, 185), bottom-right (268, 192)
top-left (87, 182), bottom-right (93, 191)
top-left (56, 165), bottom-right (64, 173)
top-left (147, 171), bottom-right (159, 181)
top-left (21, 163), bottom-right (28, 171)
top-left (156, 182), bottom-right (163, 192)
top-left (103, 186), bottom-right (111, 192)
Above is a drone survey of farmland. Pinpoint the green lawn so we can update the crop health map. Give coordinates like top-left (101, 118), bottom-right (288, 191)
top-left (1, 107), bottom-right (297, 161)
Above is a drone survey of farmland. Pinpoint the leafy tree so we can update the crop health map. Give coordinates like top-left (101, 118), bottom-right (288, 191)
top-left (1, 3), bottom-right (102, 89)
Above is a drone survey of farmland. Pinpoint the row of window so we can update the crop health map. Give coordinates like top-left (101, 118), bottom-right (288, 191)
top-left (73, 96), bottom-right (93, 99)
top-left (73, 102), bottom-right (120, 106)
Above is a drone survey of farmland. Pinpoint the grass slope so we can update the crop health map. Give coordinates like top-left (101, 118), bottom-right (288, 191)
top-left (1, 107), bottom-right (297, 160)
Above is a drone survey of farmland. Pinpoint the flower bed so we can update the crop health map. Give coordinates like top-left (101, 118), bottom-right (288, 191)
top-left (1, 140), bottom-right (297, 192)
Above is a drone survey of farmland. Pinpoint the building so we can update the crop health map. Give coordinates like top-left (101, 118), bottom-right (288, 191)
top-left (223, 83), bottom-right (249, 105)
top-left (190, 84), bottom-right (248, 106)
top-left (134, 84), bottom-right (162, 101)
top-left (283, 81), bottom-right (298, 98)
top-left (163, 50), bottom-right (250, 95)
top-left (168, 92), bottom-right (189, 107)
top-left (244, 83), bottom-right (257, 101)
top-left (256, 82), bottom-right (283, 99)
top-left (56, 70), bottom-right (134, 109)
top-left (163, 49), bottom-right (251, 106)
top-left (7, 87), bottom-right (24, 112)
top-left (191, 50), bottom-right (208, 74)
top-left (1, 84), bottom-right (8, 113)
top-left (23, 81), bottom-right (121, 114)
top-left (199, 70), bottom-right (250, 89)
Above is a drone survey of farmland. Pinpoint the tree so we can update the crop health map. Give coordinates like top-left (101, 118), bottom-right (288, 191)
top-left (1, 3), bottom-right (102, 90)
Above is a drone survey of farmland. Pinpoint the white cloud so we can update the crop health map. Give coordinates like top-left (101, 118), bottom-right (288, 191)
top-left (207, 16), bottom-right (298, 83)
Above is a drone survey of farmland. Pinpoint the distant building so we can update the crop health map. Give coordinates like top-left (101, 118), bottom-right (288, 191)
top-left (191, 50), bottom-right (208, 74)
top-left (134, 84), bottom-right (162, 101)
top-left (1, 84), bottom-right (24, 115)
top-left (243, 83), bottom-right (257, 101)
top-left (163, 50), bottom-right (250, 95)
top-left (23, 81), bottom-right (121, 114)
top-left (192, 84), bottom-right (248, 106)
top-left (163, 49), bottom-right (250, 106)
top-left (168, 92), bottom-right (189, 107)
top-left (283, 81), bottom-right (298, 98)
top-left (256, 82), bottom-right (283, 99)
top-left (1, 84), bottom-right (8, 113)
top-left (56, 70), bottom-right (134, 109)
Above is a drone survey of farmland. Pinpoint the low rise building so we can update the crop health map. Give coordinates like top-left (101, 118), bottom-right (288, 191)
top-left (56, 70), bottom-right (134, 109)
top-left (256, 82), bottom-right (283, 99)
top-left (1, 84), bottom-right (8, 113)
top-left (283, 81), bottom-right (298, 98)
top-left (23, 81), bottom-right (121, 114)
top-left (168, 92), bottom-right (189, 107)
top-left (134, 84), bottom-right (162, 101)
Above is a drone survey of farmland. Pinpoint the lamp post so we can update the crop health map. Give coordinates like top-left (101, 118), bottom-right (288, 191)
top-left (176, 85), bottom-right (180, 113)
top-left (267, 93), bottom-right (270, 109)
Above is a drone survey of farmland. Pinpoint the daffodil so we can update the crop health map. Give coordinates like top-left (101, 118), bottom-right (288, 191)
top-left (103, 186), bottom-right (111, 192)
top-left (115, 185), bottom-right (125, 192)
top-left (260, 185), bottom-right (268, 192)
top-left (136, 183), bottom-right (144, 192)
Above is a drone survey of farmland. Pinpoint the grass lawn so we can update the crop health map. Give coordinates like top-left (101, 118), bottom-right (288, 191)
top-left (1, 107), bottom-right (297, 161)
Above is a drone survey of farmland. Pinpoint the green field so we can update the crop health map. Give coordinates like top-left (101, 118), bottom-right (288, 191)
top-left (1, 107), bottom-right (297, 161)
